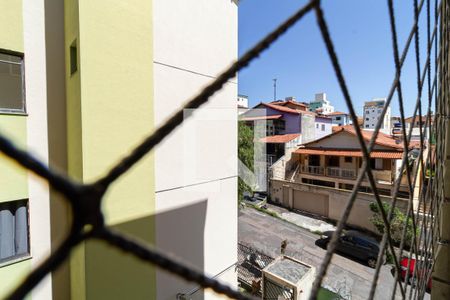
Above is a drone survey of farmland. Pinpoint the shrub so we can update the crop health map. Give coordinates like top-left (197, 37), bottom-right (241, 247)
top-left (369, 202), bottom-right (416, 247)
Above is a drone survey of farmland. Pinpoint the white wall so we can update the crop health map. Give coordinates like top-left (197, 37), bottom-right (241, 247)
top-left (237, 95), bottom-right (248, 109)
top-left (314, 120), bottom-right (332, 140)
top-left (23, 0), bottom-right (53, 298)
top-left (153, 0), bottom-right (238, 298)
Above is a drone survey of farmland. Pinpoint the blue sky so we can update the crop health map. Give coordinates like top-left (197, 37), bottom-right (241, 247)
top-left (238, 0), bottom-right (437, 117)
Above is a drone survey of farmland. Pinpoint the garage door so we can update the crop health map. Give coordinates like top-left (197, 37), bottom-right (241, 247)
top-left (293, 190), bottom-right (329, 217)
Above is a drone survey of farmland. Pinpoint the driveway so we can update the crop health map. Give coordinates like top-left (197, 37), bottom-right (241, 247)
top-left (239, 207), bottom-right (428, 300)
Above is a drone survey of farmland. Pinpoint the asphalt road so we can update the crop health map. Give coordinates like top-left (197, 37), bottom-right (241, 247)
top-left (239, 207), bottom-right (429, 300)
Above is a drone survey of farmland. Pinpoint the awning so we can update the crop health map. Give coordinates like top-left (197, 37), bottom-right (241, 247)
top-left (240, 114), bottom-right (282, 121)
top-left (294, 148), bottom-right (403, 159)
top-left (259, 133), bottom-right (300, 144)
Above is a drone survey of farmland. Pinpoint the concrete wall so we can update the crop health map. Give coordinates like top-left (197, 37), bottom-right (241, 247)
top-left (153, 0), bottom-right (238, 298)
top-left (301, 114), bottom-right (315, 143)
top-left (270, 179), bottom-right (408, 231)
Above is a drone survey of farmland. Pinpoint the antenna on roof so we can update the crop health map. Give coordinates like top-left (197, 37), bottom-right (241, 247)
top-left (273, 78), bottom-right (277, 101)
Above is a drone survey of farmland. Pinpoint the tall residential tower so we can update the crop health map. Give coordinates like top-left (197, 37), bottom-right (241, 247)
top-left (0, 1), bottom-right (238, 299)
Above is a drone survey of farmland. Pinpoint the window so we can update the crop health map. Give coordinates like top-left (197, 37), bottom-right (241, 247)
top-left (70, 40), bottom-right (78, 75)
top-left (0, 52), bottom-right (25, 114)
top-left (344, 156), bottom-right (352, 163)
top-left (365, 125), bottom-right (369, 128)
top-left (366, 118), bottom-right (369, 121)
top-left (0, 200), bottom-right (29, 263)
top-left (321, 124), bottom-right (325, 131)
top-left (316, 123), bottom-right (319, 129)
top-left (366, 110), bottom-right (369, 114)
top-left (335, 116), bottom-right (341, 121)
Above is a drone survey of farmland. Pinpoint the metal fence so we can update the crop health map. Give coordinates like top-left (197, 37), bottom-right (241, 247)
top-left (237, 243), bottom-right (275, 296)
top-left (2, 0), bottom-right (448, 299)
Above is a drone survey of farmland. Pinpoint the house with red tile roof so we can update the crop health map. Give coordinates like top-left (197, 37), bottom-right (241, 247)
top-left (292, 126), bottom-right (408, 190)
top-left (239, 101), bottom-right (332, 166)
top-left (268, 126), bottom-right (420, 230)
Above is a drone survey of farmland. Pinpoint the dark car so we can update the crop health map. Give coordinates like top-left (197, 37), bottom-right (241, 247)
top-left (320, 230), bottom-right (381, 268)
top-left (398, 256), bottom-right (432, 292)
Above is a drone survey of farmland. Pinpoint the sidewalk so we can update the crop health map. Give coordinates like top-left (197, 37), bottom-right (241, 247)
top-left (256, 203), bottom-right (336, 234)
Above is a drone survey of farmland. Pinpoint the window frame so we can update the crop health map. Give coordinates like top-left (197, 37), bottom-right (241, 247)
top-left (0, 199), bottom-right (31, 267)
top-left (0, 49), bottom-right (27, 116)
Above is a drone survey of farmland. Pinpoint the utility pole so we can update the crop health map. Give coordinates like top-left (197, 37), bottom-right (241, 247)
top-left (273, 78), bottom-right (277, 101)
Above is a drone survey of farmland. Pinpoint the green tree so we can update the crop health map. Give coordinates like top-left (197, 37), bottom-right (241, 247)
top-left (238, 121), bottom-right (254, 204)
top-left (369, 202), bottom-right (416, 247)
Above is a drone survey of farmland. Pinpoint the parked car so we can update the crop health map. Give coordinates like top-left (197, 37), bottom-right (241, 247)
top-left (398, 256), bottom-right (432, 292)
top-left (320, 230), bottom-right (381, 268)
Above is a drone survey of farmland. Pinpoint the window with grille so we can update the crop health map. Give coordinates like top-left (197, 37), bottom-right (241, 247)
top-left (0, 199), bottom-right (29, 264)
top-left (0, 52), bottom-right (25, 114)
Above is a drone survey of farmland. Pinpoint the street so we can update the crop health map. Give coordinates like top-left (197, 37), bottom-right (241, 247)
top-left (239, 207), bottom-right (428, 300)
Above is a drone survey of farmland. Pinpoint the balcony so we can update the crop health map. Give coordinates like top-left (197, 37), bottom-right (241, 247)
top-left (300, 165), bottom-right (357, 179)
top-left (300, 165), bottom-right (324, 175)
top-left (299, 164), bottom-right (399, 185)
top-left (326, 167), bottom-right (356, 179)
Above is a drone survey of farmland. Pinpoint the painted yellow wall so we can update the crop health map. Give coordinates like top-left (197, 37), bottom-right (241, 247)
top-left (0, 117), bottom-right (28, 203)
top-left (0, 1), bottom-right (31, 298)
top-left (64, 0), bottom-right (86, 298)
top-left (0, 0), bottom-right (24, 52)
top-left (66, 0), bottom-right (155, 298)
top-left (0, 259), bottom-right (32, 299)
top-left (0, 117), bottom-right (30, 300)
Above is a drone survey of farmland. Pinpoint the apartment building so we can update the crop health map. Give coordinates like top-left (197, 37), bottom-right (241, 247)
top-left (0, 1), bottom-right (237, 299)
top-left (363, 99), bottom-right (391, 134)
top-left (0, 1), bottom-right (53, 299)
top-left (308, 93), bottom-right (334, 114)
top-left (153, 0), bottom-right (238, 298)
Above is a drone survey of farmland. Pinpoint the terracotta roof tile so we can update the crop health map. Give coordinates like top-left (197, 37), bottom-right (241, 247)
top-left (259, 133), bottom-right (300, 144)
top-left (240, 114), bottom-right (283, 121)
top-left (304, 125), bottom-right (404, 150)
top-left (261, 102), bottom-right (300, 114)
top-left (269, 100), bottom-right (307, 108)
top-left (294, 148), bottom-right (403, 159)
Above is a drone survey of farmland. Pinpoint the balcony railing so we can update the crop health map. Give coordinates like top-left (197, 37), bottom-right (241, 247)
top-left (300, 165), bottom-right (324, 175)
top-left (326, 167), bottom-right (356, 178)
top-left (299, 165), bottom-right (401, 184)
top-left (300, 165), bottom-right (357, 179)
